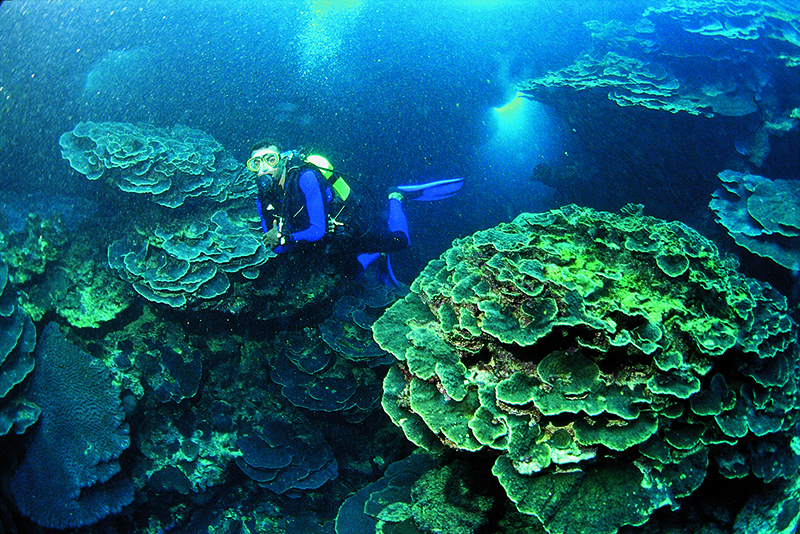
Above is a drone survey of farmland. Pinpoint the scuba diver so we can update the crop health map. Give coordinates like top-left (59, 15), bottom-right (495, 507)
top-left (247, 142), bottom-right (463, 285)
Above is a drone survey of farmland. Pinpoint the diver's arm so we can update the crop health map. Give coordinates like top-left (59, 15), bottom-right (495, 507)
top-left (287, 170), bottom-right (327, 243)
top-left (257, 189), bottom-right (285, 251)
top-left (256, 197), bottom-right (270, 233)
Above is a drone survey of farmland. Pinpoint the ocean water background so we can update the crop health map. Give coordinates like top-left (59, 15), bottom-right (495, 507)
top-left (1, 0), bottom-right (800, 533)
top-left (1, 0), bottom-right (796, 286)
top-left (1, 0), bottom-right (662, 280)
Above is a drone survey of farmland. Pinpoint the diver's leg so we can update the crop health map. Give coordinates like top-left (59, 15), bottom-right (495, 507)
top-left (354, 195), bottom-right (410, 285)
top-left (358, 182), bottom-right (462, 285)
top-left (355, 195), bottom-right (410, 253)
top-left (372, 195), bottom-right (409, 286)
top-left (387, 193), bottom-right (410, 246)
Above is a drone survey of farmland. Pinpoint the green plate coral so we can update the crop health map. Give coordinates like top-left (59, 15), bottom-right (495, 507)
top-left (373, 204), bottom-right (800, 534)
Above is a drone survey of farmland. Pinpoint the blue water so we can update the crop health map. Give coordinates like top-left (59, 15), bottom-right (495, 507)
top-left (0, 0), bottom-right (654, 276)
top-left (1, 0), bottom-right (800, 533)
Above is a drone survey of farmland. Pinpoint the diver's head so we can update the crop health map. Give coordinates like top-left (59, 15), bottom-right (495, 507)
top-left (247, 141), bottom-right (285, 186)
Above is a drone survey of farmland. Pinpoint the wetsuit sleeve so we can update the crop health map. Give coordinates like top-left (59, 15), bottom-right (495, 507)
top-left (256, 197), bottom-right (269, 233)
top-left (289, 170), bottom-right (327, 244)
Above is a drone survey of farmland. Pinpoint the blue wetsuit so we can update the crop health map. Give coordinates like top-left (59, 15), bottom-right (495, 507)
top-left (257, 166), bottom-right (408, 257)
top-left (256, 161), bottom-right (464, 285)
top-left (257, 168), bottom-right (333, 253)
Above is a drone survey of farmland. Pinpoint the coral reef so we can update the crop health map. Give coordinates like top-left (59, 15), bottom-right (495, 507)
top-left (135, 407), bottom-right (239, 495)
top-left (59, 121), bottom-right (251, 208)
top-left (108, 208), bottom-right (271, 308)
top-left (39, 117), bottom-right (800, 533)
top-left (270, 327), bottom-right (382, 422)
top-left (235, 419), bottom-right (338, 496)
top-left (9, 322), bottom-right (133, 529)
top-left (710, 169), bottom-right (800, 271)
top-left (57, 121), bottom-right (361, 317)
top-left (241, 243), bottom-right (352, 321)
top-left (138, 341), bottom-right (203, 404)
top-left (94, 307), bottom-right (245, 501)
top-left (335, 452), bottom-right (437, 534)
top-left (0, 261), bottom-right (38, 436)
top-left (373, 204), bottom-right (800, 533)
top-left (18, 234), bottom-right (134, 328)
top-left (335, 452), bottom-right (496, 534)
top-left (269, 284), bottom-right (400, 423)
top-left (0, 193), bottom-right (135, 328)
top-left (519, 0), bottom-right (799, 170)
top-left (0, 212), bottom-right (64, 285)
top-left (58, 121), bottom-right (272, 310)
top-left (522, 51), bottom-right (756, 118)
top-left (521, 1), bottom-right (800, 120)
top-left (320, 290), bottom-right (398, 367)
top-left (409, 459), bottom-right (496, 534)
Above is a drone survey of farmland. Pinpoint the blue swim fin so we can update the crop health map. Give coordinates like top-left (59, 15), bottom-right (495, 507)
top-left (396, 177), bottom-right (464, 201)
top-left (356, 252), bottom-right (399, 286)
top-left (377, 253), bottom-right (399, 287)
top-left (357, 252), bottom-right (381, 271)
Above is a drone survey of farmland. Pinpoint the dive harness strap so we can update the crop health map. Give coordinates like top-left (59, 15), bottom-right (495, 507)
top-left (276, 152), bottom-right (353, 243)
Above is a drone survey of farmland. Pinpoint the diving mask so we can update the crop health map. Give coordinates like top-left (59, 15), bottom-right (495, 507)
top-left (247, 150), bottom-right (281, 172)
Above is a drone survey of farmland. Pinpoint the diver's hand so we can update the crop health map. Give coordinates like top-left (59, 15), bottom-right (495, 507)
top-left (264, 220), bottom-right (282, 248)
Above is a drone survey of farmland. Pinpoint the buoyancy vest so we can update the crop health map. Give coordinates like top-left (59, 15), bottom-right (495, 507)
top-left (257, 153), bottom-right (372, 247)
top-left (258, 167), bottom-right (325, 235)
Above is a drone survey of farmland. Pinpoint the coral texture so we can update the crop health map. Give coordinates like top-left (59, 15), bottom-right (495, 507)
top-left (59, 121), bottom-right (270, 309)
top-left (335, 452), bottom-right (437, 534)
top-left (519, 0), bottom-right (800, 168)
top-left (320, 294), bottom-right (396, 366)
top-left (269, 283), bottom-right (397, 422)
top-left (373, 204), bottom-right (799, 534)
top-left (108, 209), bottom-right (270, 307)
top-left (270, 327), bottom-right (382, 421)
top-left (710, 169), bottom-right (800, 271)
top-left (0, 193), bottom-right (134, 328)
top-left (235, 419), bottom-right (338, 495)
top-left (59, 121), bottom-right (250, 208)
top-left (9, 322), bottom-right (133, 529)
top-left (0, 261), bottom-right (38, 436)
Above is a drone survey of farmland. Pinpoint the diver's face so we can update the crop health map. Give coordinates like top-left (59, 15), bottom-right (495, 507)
top-left (249, 146), bottom-right (282, 178)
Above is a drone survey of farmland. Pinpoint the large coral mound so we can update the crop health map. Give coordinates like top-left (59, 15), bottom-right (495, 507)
top-left (59, 121), bottom-right (247, 208)
top-left (373, 204), bottom-right (800, 534)
top-left (520, 1), bottom-right (800, 120)
top-left (58, 121), bottom-right (270, 309)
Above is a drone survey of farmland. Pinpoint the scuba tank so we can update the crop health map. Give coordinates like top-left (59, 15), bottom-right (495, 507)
top-left (281, 150), bottom-right (351, 202)
top-left (282, 150), bottom-right (375, 240)
top-left (305, 154), bottom-right (351, 202)
top-left (281, 151), bottom-right (355, 236)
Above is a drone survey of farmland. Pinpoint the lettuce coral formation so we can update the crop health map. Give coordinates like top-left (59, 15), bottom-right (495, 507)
top-left (108, 209), bottom-right (270, 308)
top-left (59, 121), bottom-right (251, 208)
top-left (520, 0), bottom-right (800, 126)
top-left (0, 260), bottom-right (38, 436)
top-left (373, 204), bottom-right (800, 533)
top-left (235, 419), bottom-right (338, 495)
top-left (269, 284), bottom-right (401, 423)
top-left (57, 122), bottom-right (272, 309)
top-left (710, 169), bottom-right (800, 271)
